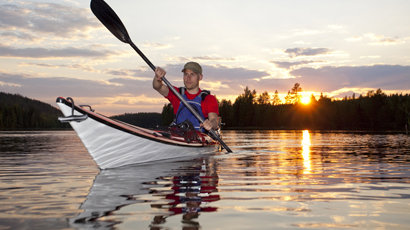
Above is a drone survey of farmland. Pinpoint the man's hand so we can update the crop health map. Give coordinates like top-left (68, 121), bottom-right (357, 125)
top-left (154, 67), bottom-right (166, 82)
top-left (200, 113), bottom-right (219, 131)
top-left (153, 67), bottom-right (169, 97)
top-left (201, 119), bottom-right (214, 131)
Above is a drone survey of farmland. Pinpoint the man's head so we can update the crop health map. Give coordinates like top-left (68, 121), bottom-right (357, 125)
top-left (182, 62), bottom-right (202, 75)
top-left (182, 62), bottom-right (203, 92)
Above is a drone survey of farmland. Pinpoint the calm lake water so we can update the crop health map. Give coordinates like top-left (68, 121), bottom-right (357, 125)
top-left (0, 130), bottom-right (409, 229)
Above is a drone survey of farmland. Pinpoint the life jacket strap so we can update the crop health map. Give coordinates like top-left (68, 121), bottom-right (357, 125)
top-left (179, 87), bottom-right (210, 101)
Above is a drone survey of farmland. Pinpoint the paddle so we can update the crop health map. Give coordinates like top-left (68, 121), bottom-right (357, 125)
top-left (90, 0), bottom-right (232, 152)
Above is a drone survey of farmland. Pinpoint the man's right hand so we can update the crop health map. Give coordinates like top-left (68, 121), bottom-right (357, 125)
top-left (153, 67), bottom-right (169, 97)
top-left (154, 67), bottom-right (166, 82)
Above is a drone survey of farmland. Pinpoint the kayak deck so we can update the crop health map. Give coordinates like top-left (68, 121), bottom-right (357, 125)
top-left (56, 97), bottom-right (215, 147)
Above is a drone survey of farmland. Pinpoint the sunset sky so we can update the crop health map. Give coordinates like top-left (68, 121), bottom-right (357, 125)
top-left (1, 0), bottom-right (409, 115)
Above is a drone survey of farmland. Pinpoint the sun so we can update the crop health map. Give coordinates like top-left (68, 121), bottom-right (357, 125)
top-left (300, 95), bottom-right (311, 105)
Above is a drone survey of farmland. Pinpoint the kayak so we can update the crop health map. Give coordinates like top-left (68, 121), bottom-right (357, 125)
top-left (56, 97), bottom-right (218, 169)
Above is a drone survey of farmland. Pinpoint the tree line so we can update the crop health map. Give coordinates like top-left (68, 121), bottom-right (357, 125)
top-left (0, 92), bottom-right (164, 130)
top-left (161, 84), bottom-right (410, 131)
top-left (0, 92), bottom-right (68, 130)
top-left (2, 86), bottom-right (409, 131)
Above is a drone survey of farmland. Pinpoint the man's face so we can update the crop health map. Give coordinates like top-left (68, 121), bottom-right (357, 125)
top-left (183, 69), bottom-right (202, 91)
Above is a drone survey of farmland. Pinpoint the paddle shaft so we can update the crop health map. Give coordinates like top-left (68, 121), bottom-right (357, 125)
top-left (91, 0), bottom-right (232, 152)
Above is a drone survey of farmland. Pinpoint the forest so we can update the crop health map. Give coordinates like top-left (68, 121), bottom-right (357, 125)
top-left (0, 92), bottom-right (68, 130)
top-left (161, 84), bottom-right (410, 131)
top-left (0, 92), bottom-right (162, 130)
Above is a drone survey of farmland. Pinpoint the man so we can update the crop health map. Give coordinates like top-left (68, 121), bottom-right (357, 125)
top-left (153, 62), bottom-right (219, 132)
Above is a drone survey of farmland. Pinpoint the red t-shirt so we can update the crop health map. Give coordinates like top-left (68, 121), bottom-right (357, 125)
top-left (165, 86), bottom-right (219, 118)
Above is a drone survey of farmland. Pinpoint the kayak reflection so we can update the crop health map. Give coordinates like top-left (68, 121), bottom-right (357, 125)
top-left (149, 160), bottom-right (219, 227)
top-left (70, 156), bottom-right (219, 229)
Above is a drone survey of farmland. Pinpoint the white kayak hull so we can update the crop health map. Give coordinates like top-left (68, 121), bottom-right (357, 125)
top-left (56, 97), bottom-right (217, 169)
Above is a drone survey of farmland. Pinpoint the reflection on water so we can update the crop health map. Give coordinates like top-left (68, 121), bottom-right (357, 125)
top-left (0, 130), bottom-right (409, 229)
top-left (69, 158), bottom-right (220, 229)
top-left (301, 130), bottom-right (311, 174)
top-left (148, 159), bottom-right (219, 228)
top-left (0, 131), bottom-right (98, 229)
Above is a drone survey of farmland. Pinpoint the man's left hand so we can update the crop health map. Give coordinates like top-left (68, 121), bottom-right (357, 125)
top-left (200, 119), bottom-right (213, 131)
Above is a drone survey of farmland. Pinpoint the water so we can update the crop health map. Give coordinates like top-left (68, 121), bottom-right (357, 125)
top-left (0, 130), bottom-right (409, 229)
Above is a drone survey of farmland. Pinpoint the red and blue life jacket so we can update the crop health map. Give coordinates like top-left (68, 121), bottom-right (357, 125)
top-left (173, 87), bottom-right (210, 131)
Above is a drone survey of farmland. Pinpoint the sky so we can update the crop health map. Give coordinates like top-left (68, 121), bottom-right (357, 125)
top-left (1, 0), bottom-right (410, 115)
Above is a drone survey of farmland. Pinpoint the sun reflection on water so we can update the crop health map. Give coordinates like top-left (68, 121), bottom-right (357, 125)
top-left (302, 130), bottom-right (312, 174)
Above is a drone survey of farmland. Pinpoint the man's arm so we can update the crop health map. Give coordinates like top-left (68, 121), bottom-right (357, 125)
top-left (201, 112), bottom-right (219, 131)
top-left (153, 67), bottom-right (169, 97)
top-left (200, 94), bottom-right (220, 131)
top-left (202, 113), bottom-right (219, 130)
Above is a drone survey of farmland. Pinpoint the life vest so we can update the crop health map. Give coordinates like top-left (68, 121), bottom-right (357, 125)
top-left (173, 87), bottom-right (210, 131)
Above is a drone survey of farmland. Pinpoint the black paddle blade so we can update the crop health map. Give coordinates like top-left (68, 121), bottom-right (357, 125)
top-left (90, 0), bottom-right (131, 44)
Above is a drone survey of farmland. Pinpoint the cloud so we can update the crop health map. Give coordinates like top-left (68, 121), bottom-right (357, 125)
top-left (99, 63), bottom-right (410, 99)
top-left (0, 71), bottom-right (153, 98)
top-left (290, 65), bottom-right (410, 92)
top-left (0, 70), bottom-right (173, 114)
top-left (143, 63), bottom-right (268, 83)
top-left (2, 64), bottom-right (409, 114)
top-left (271, 60), bottom-right (318, 69)
top-left (74, 62), bottom-right (266, 95)
top-left (106, 68), bottom-right (152, 80)
top-left (0, 31), bottom-right (37, 41)
top-left (202, 64), bottom-right (269, 82)
top-left (0, 62), bottom-right (271, 108)
top-left (221, 65), bottom-right (410, 99)
top-left (22, 62), bottom-right (95, 72)
top-left (0, 44), bottom-right (117, 58)
top-left (0, 71), bottom-right (170, 114)
top-left (142, 42), bottom-right (172, 49)
top-left (0, 2), bottom-right (98, 38)
top-left (285, 47), bottom-right (331, 58)
top-left (346, 33), bottom-right (406, 46)
top-left (368, 35), bottom-right (404, 46)
top-left (192, 56), bottom-right (236, 62)
top-left (172, 56), bottom-right (236, 63)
